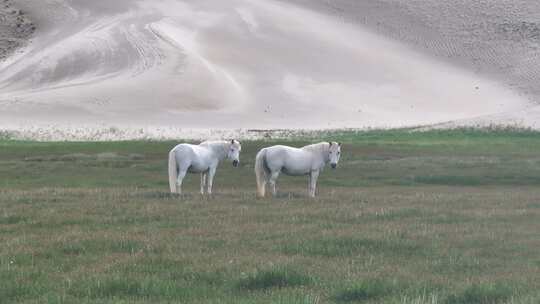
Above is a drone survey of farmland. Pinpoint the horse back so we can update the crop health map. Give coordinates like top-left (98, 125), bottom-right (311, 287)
top-left (173, 144), bottom-right (213, 172)
top-left (265, 145), bottom-right (314, 175)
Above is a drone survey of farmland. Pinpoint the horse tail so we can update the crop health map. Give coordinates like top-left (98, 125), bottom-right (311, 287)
top-left (255, 149), bottom-right (269, 198)
top-left (168, 148), bottom-right (178, 193)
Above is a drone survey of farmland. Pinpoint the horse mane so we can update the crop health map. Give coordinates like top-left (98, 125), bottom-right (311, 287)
top-left (302, 142), bottom-right (330, 153)
top-left (199, 140), bottom-right (232, 157)
top-left (199, 140), bottom-right (228, 147)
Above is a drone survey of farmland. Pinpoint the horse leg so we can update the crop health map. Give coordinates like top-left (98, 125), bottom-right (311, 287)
top-left (309, 170), bottom-right (320, 197)
top-left (268, 171), bottom-right (280, 197)
top-left (207, 167), bottom-right (217, 195)
top-left (176, 169), bottom-right (187, 195)
top-left (200, 172), bottom-right (207, 195)
top-left (308, 174), bottom-right (312, 196)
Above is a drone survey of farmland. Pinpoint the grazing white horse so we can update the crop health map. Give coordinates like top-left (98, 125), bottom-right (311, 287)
top-left (255, 142), bottom-right (341, 198)
top-left (168, 140), bottom-right (242, 194)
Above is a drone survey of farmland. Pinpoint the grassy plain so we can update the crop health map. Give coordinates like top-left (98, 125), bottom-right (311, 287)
top-left (1, 129), bottom-right (539, 303)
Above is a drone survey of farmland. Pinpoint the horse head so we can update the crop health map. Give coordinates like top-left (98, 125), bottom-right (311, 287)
top-left (228, 139), bottom-right (242, 167)
top-left (328, 142), bottom-right (341, 169)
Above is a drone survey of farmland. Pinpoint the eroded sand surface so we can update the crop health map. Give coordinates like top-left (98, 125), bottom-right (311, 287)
top-left (0, 0), bottom-right (34, 61)
top-left (0, 0), bottom-right (538, 139)
top-left (288, 0), bottom-right (540, 96)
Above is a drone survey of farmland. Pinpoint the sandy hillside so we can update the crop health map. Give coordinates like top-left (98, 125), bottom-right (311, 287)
top-left (0, 0), bottom-right (538, 139)
top-left (287, 0), bottom-right (540, 128)
top-left (288, 0), bottom-right (540, 97)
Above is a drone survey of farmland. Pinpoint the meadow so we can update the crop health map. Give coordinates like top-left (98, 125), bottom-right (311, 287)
top-left (1, 129), bottom-right (539, 303)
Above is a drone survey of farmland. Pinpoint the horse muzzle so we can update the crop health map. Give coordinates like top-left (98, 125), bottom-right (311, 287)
top-left (331, 163), bottom-right (337, 169)
top-left (232, 160), bottom-right (239, 167)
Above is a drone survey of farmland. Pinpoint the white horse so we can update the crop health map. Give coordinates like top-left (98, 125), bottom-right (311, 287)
top-left (255, 142), bottom-right (341, 198)
top-left (168, 140), bottom-right (242, 194)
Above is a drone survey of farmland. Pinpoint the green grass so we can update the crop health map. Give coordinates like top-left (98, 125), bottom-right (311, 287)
top-left (281, 237), bottom-right (426, 258)
top-left (333, 279), bottom-right (401, 303)
top-left (444, 283), bottom-right (514, 304)
top-left (0, 129), bottom-right (539, 303)
top-left (67, 276), bottom-right (213, 301)
top-left (236, 266), bottom-right (313, 291)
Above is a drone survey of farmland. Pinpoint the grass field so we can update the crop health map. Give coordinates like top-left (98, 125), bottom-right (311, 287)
top-left (1, 129), bottom-right (539, 303)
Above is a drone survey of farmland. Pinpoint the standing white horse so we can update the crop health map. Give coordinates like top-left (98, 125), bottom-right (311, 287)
top-left (255, 142), bottom-right (341, 198)
top-left (169, 140), bottom-right (242, 194)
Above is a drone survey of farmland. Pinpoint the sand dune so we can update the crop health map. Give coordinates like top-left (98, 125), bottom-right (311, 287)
top-left (0, 0), bottom-right (537, 138)
top-left (289, 0), bottom-right (540, 98)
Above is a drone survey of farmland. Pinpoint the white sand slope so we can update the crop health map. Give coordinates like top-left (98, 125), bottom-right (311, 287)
top-left (0, 0), bottom-right (534, 137)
